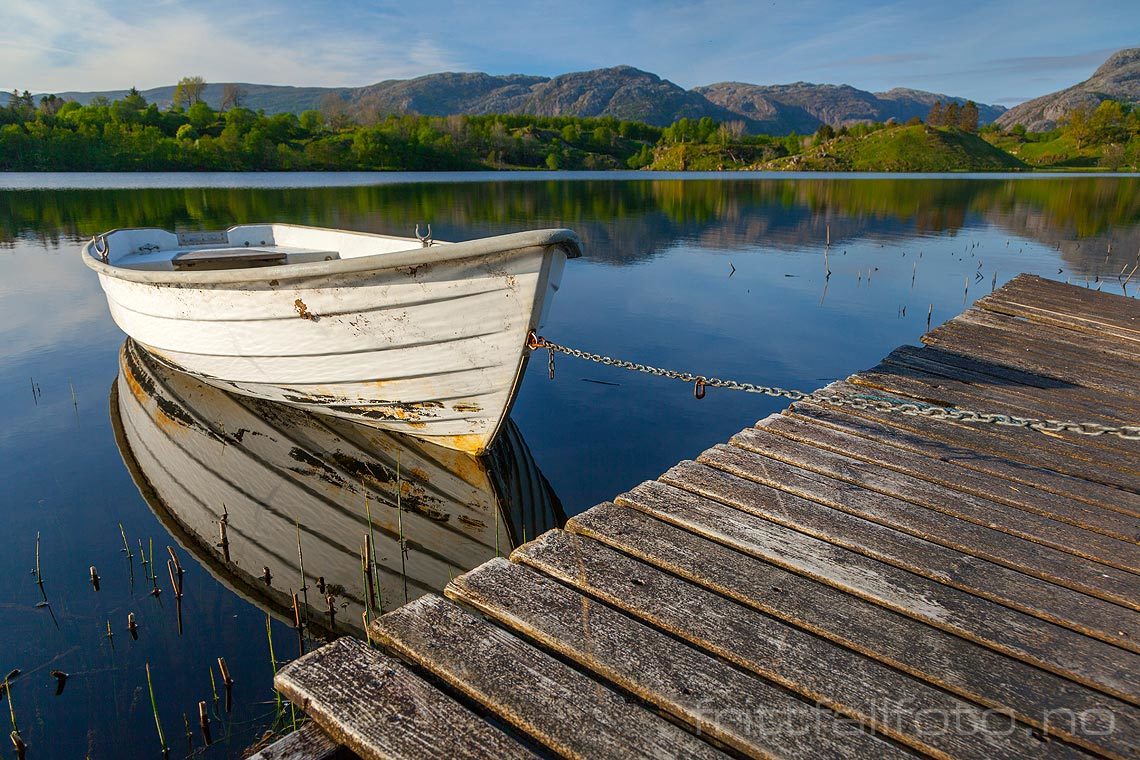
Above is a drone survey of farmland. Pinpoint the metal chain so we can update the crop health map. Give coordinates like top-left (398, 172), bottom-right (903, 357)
top-left (526, 334), bottom-right (1140, 441)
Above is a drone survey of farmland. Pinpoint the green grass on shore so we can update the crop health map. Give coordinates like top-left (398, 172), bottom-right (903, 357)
top-left (759, 126), bottom-right (1027, 172)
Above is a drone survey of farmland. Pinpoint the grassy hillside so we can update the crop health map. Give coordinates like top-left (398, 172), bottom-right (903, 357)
top-left (759, 126), bottom-right (1027, 172)
top-left (983, 131), bottom-right (1140, 170)
top-left (647, 142), bottom-right (787, 170)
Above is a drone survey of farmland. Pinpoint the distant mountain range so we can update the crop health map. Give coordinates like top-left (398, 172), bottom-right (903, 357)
top-left (14, 48), bottom-right (1139, 135)
top-left (995, 48), bottom-right (1140, 131)
top-left (11, 66), bottom-right (1005, 135)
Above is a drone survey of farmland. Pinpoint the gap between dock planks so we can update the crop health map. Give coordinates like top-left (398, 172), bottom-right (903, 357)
top-left (274, 275), bottom-right (1139, 760)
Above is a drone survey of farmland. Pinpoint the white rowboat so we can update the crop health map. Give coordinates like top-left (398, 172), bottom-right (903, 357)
top-left (83, 224), bottom-right (580, 454)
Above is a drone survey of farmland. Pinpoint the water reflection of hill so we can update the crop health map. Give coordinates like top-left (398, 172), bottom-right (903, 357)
top-left (2, 178), bottom-right (1136, 273)
top-left (977, 184), bottom-right (1140, 277)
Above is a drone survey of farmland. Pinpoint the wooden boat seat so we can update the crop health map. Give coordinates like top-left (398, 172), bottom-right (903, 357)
top-left (172, 247), bottom-right (289, 270)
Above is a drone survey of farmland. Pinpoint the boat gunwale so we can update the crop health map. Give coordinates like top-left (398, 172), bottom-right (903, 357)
top-left (82, 224), bottom-right (582, 285)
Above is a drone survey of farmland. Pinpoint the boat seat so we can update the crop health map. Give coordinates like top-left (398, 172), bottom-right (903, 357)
top-left (172, 247), bottom-right (289, 270)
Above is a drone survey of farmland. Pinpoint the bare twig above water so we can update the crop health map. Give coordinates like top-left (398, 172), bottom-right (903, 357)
top-left (217, 657), bottom-right (234, 714)
top-left (198, 700), bottom-right (212, 746)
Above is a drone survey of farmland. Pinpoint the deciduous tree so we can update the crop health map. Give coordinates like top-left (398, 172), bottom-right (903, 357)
top-left (318, 92), bottom-right (352, 130)
top-left (220, 84), bottom-right (246, 111)
top-left (1064, 104), bottom-right (1093, 149)
top-left (1090, 100), bottom-right (1126, 145)
top-left (1101, 143), bottom-right (1125, 171)
top-left (299, 110), bottom-right (325, 134)
top-left (172, 76), bottom-right (206, 109)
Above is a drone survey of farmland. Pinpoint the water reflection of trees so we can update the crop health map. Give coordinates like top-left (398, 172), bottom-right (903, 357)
top-left (2, 178), bottom-right (1137, 272)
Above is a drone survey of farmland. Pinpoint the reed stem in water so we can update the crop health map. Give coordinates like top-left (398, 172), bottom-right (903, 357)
top-left (397, 452), bottom-right (408, 604)
top-left (5, 675), bottom-right (18, 734)
top-left (145, 663), bottom-right (168, 757)
top-left (266, 614), bottom-right (282, 716)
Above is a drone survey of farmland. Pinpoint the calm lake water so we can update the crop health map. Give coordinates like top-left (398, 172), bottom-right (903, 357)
top-left (1, 172), bottom-right (1137, 758)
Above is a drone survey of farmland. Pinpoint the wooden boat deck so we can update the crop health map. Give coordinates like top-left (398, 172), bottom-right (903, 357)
top-left (265, 274), bottom-right (1140, 759)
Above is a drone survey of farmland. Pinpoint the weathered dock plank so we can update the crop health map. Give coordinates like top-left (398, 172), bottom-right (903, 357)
top-left (371, 594), bottom-right (727, 760)
top-left (728, 425), bottom-right (1140, 574)
top-left (248, 722), bottom-right (343, 760)
top-left (789, 402), bottom-right (1140, 514)
top-left (511, 529), bottom-right (1083, 760)
top-left (882, 344), bottom-right (1140, 421)
top-left (804, 382), bottom-right (1140, 492)
top-left (446, 557), bottom-right (909, 759)
top-left (566, 502), bottom-right (1139, 758)
top-left (743, 413), bottom-right (1140, 541)
top-left (662, 457), bottom-right (1140, 638)
top-left (274, 638), bottom-right (536, 760)
top-left (273, 275), bottom-right (1140, 760)
top-left (978, 273), bottom-right (1140, 339)
top-left (956, 306), bottom-right (1140, 362)
top-left (616, 479), bottom-right (1140, 701)
top-left (922, 320), bottom-right (1140, 397)
top-left (855, 363), bottom-right (1140, 461)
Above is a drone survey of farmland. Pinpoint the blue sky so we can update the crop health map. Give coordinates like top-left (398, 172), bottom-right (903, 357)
top-left (1, 0), bottom-right (1136, 104)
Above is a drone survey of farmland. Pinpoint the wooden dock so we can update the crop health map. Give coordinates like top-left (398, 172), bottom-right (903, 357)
top-left (264, 274), bottom-right (1139, 760)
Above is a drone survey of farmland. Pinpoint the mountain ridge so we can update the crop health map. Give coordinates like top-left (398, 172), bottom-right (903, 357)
top-left (10, 65), bottom-right (1003, 135)
top-left (995, 47), bottom-right (1140, 131)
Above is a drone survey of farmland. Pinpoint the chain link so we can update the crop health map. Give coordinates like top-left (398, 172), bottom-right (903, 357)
top-left (527, 334), bottom-right (1140, 441)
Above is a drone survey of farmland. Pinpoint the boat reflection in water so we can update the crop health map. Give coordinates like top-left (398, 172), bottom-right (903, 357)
top-left (110, 338), bottom-right (564, 637)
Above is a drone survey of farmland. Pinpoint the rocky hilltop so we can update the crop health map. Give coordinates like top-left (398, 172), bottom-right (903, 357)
top-left (995, 48), bottom-right (1140, 131)
top-left (348, 66), bottom-right (740, 125)
top-left (696, 82), bottom-right (1004, 134)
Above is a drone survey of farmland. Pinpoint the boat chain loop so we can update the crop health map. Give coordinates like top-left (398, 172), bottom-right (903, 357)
top-left (526, 333), bottom-right (1140, 441)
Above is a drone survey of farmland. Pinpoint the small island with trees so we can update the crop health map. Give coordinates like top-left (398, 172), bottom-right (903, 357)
top-left (2, 75), bottom-right (1137, 173)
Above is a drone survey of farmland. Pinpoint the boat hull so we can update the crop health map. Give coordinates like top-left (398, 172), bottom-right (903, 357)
top-left (86, 227), bottom-right (577, 454)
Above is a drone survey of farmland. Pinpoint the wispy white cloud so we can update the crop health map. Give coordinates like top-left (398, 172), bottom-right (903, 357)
top-left (981, 48), bottom-right (1121, 74)
top-left (0, 0), bottom-right (465, 91)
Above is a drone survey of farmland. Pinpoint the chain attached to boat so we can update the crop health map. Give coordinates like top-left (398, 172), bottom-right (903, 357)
top-left (525, 332), bottom-right (1140, 441)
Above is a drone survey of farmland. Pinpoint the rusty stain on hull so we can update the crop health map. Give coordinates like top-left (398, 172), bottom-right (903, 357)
top-left (123, 343), bottom-right (225, 443)
top-left (433, 433), bottom-right (492, 456)
top-left (293, 298), bottom-right (318, 321)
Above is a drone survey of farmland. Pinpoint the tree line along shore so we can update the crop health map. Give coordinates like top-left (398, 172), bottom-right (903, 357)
top-left (2, 80), bottom-right (1138, 173)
